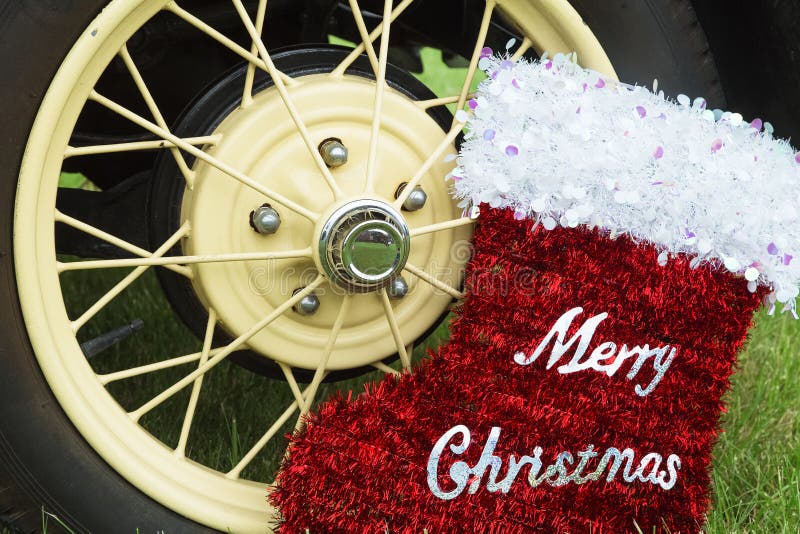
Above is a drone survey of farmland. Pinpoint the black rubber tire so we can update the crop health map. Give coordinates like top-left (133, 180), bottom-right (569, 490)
top-left (691, 0), bottom-right (800, 143)
top-left (569, 0), bottom-right (725, 106)
top-left (0, 1), bottom-right (723, 532)
top-left (0, 3), bottom-right (218, 533)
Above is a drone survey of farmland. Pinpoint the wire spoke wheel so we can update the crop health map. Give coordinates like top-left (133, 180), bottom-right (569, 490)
top-left (11, 0), bottom-right (617, 531)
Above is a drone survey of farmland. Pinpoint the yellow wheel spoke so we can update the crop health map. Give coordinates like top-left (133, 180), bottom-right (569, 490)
top-left (97, 347), bottom-right (235, 385)
top-left (164, 1), bottom-right (294, 87)
top-left (70, 223), bottom-right (190, 333)
top-left (128, 275), bottom-right (325, 423)
top-left (231, 0), bottom-right (345, 200)
top-left (364, 0), bottom-right (394, 193)
top-left (89, 89), bottom-right (319, 221)
top-left (403, 262), bottom-right (464, 300)
top-left (453, 0), bottom-right (496, 127)
top-left (241, 0), bottom-right (269, 108)
top-left (278, 362), bottom-right (307, 409)
top-left (64, 135), bottom-right (220, 158)
top-left (511, 37), bottom-right (533, 61)
top-left (347, 0), bottom-right (380, 74)
top-left (119, 44), bottom-right (196, 188)
top-left (175, 309), bottom-right (217, 458)
top-left (330, 0), bottom-right (415, 77)
top-left (414, 93), bottom-right (475, 110)
top-left (410, 217), bottom-right (476, 238)
top-left (294, 295), bottom-right (351, 430)
top-left (58, 248), bottom-right (312, 272)
top-left (378, 289), bottom-right (411, 371)
top-left (370, 360), bottom-right (401, 376)
top-left (393, 121), bottom-right (464, 209)
top-left (55, 210), bottom-right (191, 278)
top-left (226, 384), bottom-right (314, 479)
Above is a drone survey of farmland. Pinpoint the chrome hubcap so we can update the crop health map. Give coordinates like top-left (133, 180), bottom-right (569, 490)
top-left (317, 200), bottom-right (410, 292)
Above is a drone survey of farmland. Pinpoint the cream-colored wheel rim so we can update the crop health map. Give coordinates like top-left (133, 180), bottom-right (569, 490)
top-left (14, 0), bottom-right (615, 531)
top-left (183, 74), bottom-right (467, 370)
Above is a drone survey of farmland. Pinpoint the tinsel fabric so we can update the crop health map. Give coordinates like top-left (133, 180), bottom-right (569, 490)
top-left (271, 207), bottom-right (763, 533)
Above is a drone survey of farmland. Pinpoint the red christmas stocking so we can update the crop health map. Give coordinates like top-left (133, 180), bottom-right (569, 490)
top-left (272, 55), bottom-right (799, 532)
top-left (271, 208), bottom-right (762, 533)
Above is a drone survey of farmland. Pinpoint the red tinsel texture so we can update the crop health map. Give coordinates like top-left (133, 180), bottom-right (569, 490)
top-left (271, 207), bottom-right (764, 533)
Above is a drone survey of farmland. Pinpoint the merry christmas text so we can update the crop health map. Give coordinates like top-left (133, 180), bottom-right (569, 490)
top-left (513, 307), bottom-right (677, 396)
top-left (427, 425), bottom-right (682, 500)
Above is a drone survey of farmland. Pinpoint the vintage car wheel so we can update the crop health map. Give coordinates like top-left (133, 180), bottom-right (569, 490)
top-left (0, 1), bottom-right (722, 532)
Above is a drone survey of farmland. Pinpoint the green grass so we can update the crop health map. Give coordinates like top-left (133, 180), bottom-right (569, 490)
top-left (26, 46), bottom-right (800, 532)
top-left (706, 312), bottom-right (800, 532)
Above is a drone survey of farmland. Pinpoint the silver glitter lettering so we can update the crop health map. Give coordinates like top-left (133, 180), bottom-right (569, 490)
top-left (635, 346), bottom-right (677, 396)
top-left (427, 425), bottom-right (682, 500)
top-left (589, 447), bottom-right (637, 483)
top-left (468, 427), bottom-right (503, 494)
top-left (494, 449), bottom-right (542, 493)
top-left (632, 452), bottom-right (663, 483)
top-left (658, 455), bottom-right (682, 490)
top-left (514, 307), bottom-right (608, 368)
top-left (567, 444), bottom-right (599, 484)
top-left (547, 451), bottom-right (575, 486)
top-left (514, 307), bottom-right (677, 396)
top-left (426, 425), bottom-right (471, 500)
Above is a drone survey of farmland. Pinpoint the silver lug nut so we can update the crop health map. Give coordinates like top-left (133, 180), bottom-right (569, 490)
top-left (387, 276), bottom-right (409, 300)
top-left (395, 182), bottom-right (427, 212)
top-left (293, 289), bottom-right (320, 316)
top-left (319, 137), bottom-right (348, 168)
top-left (250, 204), bottom-right (281, 235)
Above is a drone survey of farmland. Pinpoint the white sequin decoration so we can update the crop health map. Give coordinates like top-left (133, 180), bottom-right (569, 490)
top-left (453, 54), bottom-right (800, 314)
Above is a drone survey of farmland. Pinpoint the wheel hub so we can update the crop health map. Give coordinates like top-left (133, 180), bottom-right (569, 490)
top-left (318, 200), bottom-right (409, 292)
top-left (159, 51), bottom-right (469, 372)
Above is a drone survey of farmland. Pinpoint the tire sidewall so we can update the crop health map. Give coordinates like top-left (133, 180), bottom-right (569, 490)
top-left (571, 0), bottom-right (723, 105)
top-left (0, 1), bottom-right (214, 532)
